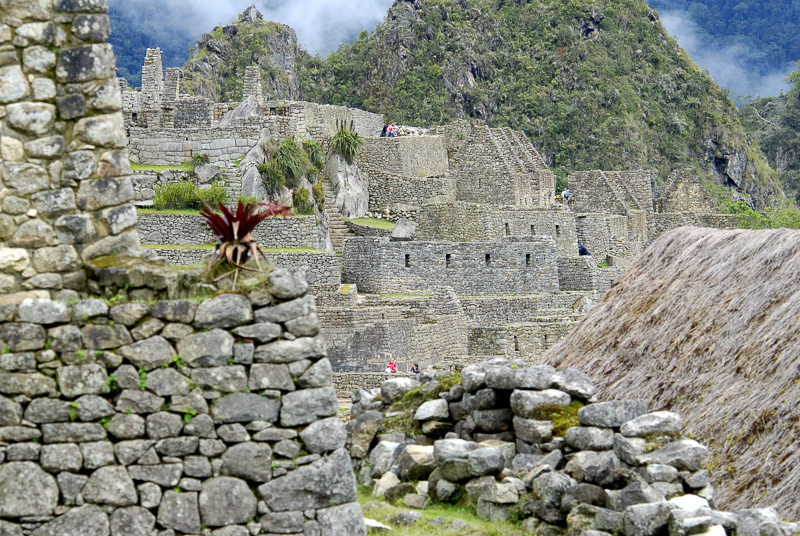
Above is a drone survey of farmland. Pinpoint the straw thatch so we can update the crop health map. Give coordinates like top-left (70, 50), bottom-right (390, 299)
top-left (540, 227), bottom-right (800, 518)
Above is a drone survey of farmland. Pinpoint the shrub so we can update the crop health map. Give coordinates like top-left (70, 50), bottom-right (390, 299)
top-left (191, 153), bottom-right (210, 170)
top-left (195, 183), bottom-right (227, 207)
top-left (302, 139), bottom-right (325, 169)
top-left (274, 138), bottom-right (311, 189)
top-left (260, 137), bottom-right (281, 161)
top-left (292, 187), bottom-right (315, 215)
top-left (331, 127), bottom-right (364, 163)
top-left (237, 194), bottom-right (259, 205)
top-left (258, 160), bottom-right (285, 194)
top-left (312, 182), bottom-right (325, 210)
top-left (153, 181), bottom-right (227, 210)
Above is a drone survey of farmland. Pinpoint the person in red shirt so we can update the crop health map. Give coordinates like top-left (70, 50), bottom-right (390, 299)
top-left (385, 358), bottom-right (397, 373)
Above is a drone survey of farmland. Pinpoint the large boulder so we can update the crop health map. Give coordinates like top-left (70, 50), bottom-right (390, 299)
top-left (381, 377), bottom-right (420, 405)
top-left (326, 153), bottom-right (368, 218)
top-left (30, 505), bottom-right (109, 536)
top-left (397, 445), bottom-right (436, 480)
top-left (199, 477), bottom-right (257, 527)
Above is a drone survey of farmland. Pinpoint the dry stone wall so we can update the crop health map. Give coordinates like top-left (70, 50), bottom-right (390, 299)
top-left (137, 213), bottom-right (318, 249)
top-left (0, 0), bottom-right (142, 302)
top-left (342, 237), bottom-right (560, 296)
top-left (127, 127), bottom-right (258, 167)
top-left (131, 170), bottom-right (240, 205)
top-left (0, 270), bottom-right (366, 535)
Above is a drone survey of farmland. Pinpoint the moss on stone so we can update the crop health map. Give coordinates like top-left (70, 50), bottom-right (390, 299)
top-left (528, 401), bottom-right (584, 437)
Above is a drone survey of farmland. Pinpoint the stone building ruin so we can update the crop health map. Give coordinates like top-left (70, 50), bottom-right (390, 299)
top-left (115, 46), bottom-right (738, 381)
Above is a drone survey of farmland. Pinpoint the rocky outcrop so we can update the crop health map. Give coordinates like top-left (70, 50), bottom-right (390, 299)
top-left (325, 153), bottom-right (369, 218)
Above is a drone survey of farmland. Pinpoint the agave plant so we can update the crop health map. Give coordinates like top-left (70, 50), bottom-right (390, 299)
top-left (201, 200), bottom-right (292, 288)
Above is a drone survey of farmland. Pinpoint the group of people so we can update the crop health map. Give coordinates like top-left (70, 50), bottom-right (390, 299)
top-left (385, 358), bottom-right (419, 374)
top-left (380, 122), bottom-right (401, 137)
top-left (561, 188), bottom-right (591, 255)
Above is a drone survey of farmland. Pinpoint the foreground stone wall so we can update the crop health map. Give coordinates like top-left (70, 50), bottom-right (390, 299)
top-left (342, 237), bottom-right (560, 296)
top-left (0, 270), bottom-right (365, 535)
top-left (137, 213), bottom-right (318, 249)
top-left (356, 137), bottom-right (449, 179)
top-left (0, 0), bottom-right (143, 300)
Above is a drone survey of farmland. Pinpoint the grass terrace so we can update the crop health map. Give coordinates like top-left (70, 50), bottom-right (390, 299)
top-left (344, 216), bottom-right (396, 230)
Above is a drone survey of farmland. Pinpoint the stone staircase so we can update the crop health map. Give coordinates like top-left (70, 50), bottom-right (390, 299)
top-left (322, 179), bottom-right (354, 253)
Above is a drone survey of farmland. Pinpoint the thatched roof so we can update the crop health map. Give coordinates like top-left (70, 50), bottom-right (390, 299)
top-left (540, 227), bottom-right (800, 518)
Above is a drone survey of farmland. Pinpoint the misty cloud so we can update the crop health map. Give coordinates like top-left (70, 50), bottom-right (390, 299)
top-left (659, 10), bottom-right (793, 100)
top-left (110, 0), bottom-right (393, 56)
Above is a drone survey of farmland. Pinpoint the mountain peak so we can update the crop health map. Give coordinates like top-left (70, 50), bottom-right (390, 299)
top-left (240, 4), bottom-right (262, 24)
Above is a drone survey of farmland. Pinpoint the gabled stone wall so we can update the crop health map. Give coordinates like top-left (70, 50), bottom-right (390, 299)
top-left (0, 0), bottom-right (141, 301)
top-left (0, 269), bottom-right (366, 535)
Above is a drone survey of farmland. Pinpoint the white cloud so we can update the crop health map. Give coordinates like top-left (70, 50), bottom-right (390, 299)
top-left (659, 10), bottom-right (792, 100)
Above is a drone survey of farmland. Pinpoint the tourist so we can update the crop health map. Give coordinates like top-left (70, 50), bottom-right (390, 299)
top-left (380, 124), bottom-right (388, 137)
top-left (410, 363), bottom-right (420, 375)
top-left (562, 187), bottom-right (570, 206)
top-left (578, 242), bottom-right (592, 256)
top-left (385, 358), bottom-right (397, 374)
top-left (392, 122), bottom-right (400, 137)
top-left (386, 123), bottom-right (394, 137)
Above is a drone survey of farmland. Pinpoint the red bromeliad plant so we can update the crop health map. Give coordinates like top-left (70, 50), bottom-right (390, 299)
top-left (201, 200), bottom-right (292, 287)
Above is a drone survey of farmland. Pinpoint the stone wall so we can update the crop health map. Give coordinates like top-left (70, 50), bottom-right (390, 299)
top-left (128, 127), bottom-right (259, 167)
top-left (136, 213), bottom-right (318, 249)
top-left (418, 204), bottom-right (579, 257)
top-left (568, 170), bottom-right (655, 220)
top-left (367, 172), bottom-right (455, 216)
top-left (0, 0), bottom-right (142, 302)
top-left (145, 249), bottom-right (341, 286)
top-left (356, 137), bottom-right (449, 179)
top-left (459, 293), bottom-right (596, 327)
top-left (341, 237), bottom-right (560, 296)
top-left (653, 213), bottom-right (738, 239)
top-left (557, 256), bottom-right (622, 292)
top-left (0, 272), bottom-right (366, 535)
top-left (344, 221), bottom-right (392, 238)
top-left (171, 98), bottom-right (215, 130)
top-left (656, 169), bottom-right (719, 213)
top-left (469, 318), bottom-right (583, 358)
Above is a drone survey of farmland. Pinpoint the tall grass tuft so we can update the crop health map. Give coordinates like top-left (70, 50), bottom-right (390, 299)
top-left (302, 139), bottom-right (325, 169)
top-left (331, 127), bottom-right (364, 164)
top-left (258, 160), bottom-right (285, 194)
top-left (153, 181), bottom-right (227, 210)
top-left (292, 187), bottom-right (315, 215)
top-left (274, 138), bottom-right (311, 189)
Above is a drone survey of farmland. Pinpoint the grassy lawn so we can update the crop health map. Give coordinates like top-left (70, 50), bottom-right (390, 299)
top-left (130, 161), bottom-right (195, 173)
top-left (344, 216), bottom-right (396, 230)
top-left (358, 486), bottom-right (523, 535)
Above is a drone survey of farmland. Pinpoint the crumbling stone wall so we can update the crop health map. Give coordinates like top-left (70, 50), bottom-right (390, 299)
top-left (459, 293), bottom-right (596, 327)
top-left (341, 237), bottom-right (560, 296)
top-left (656, 169), bottom-right (719, 213)
top-left (137, 213), bottom-right (318, 249)
top-left (356, 137), bottom-right (448, 178)
top-left (0, 270), bottom-right (366, 535)
top-left (0, 0), bottom-right (141, 301)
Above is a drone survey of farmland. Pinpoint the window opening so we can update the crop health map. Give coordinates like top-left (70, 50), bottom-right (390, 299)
top-left (485, 254), bottom-right (491, 266)
top-left (404, 254), bottom-right (410, 268)
top-left (446, 254), bottom-right (452, 268)
top-left (526, 254), bottom-right (531, 267)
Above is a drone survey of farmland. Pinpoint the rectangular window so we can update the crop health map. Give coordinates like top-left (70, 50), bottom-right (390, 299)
top-left (514, 336), bottom-right (519, 351)
top-left (505, 223), bottom-right (510, 236)
top-left (404, 254), bottom-right (410, 268)
top-left (485, 254), bottom-right (491, 266)
top-left (530, 225), bottom-right (535, 236)
top-left (555, 225), bottom-right (561, 237)
top-left (526, 254), bottom-right (531, 267)
top-left (446, 254), bottom-right (452, 268)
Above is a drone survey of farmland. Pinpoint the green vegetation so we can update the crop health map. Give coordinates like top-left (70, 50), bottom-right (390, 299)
top-left (292, 187), bottom-right (315, 215)
top-left (142, 244), bottom-right (325, 254)
top-left (237, 195), bottom-right (259, 206)
top-left (706, 182), bottom-right (800, 228)
top-left (257, 137), bottom-right (319, 198)
top-left (357, 486), bottom-right (522, 535)
top-left (382, 371), bottom-right (461, 436)
top-left (138, 368), bottom-right (148, 391)
top-left (274, 138), bottom-right (311, 189)
top-left (191, 152), bottom-right (210, 170)
top-left (302, 139), bottom-right (325, 169)
top-left (528, 401), bottom-right (584, 437)
top-left (331, 127), bottom-right (364, 163)
top-left (153, 181), bottom-right (227, 210)
top-left (311, 182), bottom-right (325, 211)
top-left (344, 217), bottom-right (396, 230)
top-left (130, 161), bottom-right (195, 173)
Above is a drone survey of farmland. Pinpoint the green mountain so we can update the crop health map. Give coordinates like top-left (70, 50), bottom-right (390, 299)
top-left (181, 0), bottom-right (785, 209)
top-left (739, 68), bottom-right (800, 206)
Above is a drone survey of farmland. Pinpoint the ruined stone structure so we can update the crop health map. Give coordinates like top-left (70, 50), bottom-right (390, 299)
top-left (116, 48), bottom-right (737, 383)
top-left (0, 0), bottom-right (141, 303)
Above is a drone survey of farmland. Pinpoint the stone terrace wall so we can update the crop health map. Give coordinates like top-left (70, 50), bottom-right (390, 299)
top-left (137, 214), bottom-right (318, 249)
top-left (367, 172), bottom-right (455, 215)
top-left (145, 250), bottom-right (341, 286)
top-left (558, 256), bottom-right (622, 292)
top-left (356, 137), bottom-right (449, 179)
top-left (341, 237), bottom-right (560, 296)
top-left (0, 0), bottom-right (143, 300)
top-left (128, 127), bottom-right (259, 166)
top-left (656, 169), bottom-right (719, 214)
top-left (344, 221), bottom-right (392, 238)
top-left (459, 292), bottom-right (596, 327)
top-left (419, 204), bottom-right (579, 257)
top-left (0, 270), bottom-right (366, 535)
